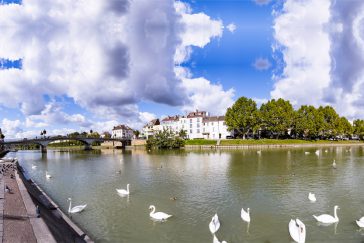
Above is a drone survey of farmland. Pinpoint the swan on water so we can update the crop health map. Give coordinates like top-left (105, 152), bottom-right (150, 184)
top-left (315, 150), bottom-right (320, 156)
top-left (241, 207), bottom-right (250, 222)
top-left (116, 184), bottom-right (130, 196)
top-left (213, 234), bottom-right (227, 243)
top-left (313, 205), bottom-right (339, 224)
top-left (289, 218), bottom-right (306, 243)
top-left (257, 150), bottom-right (261, 155)
top-left (209, 214), bottom-right (220, 234)
top-left (46, 171), bottom-right (52, 179)
top-left (149, 205), bottom-right (172, 221)
top-left (332, 160), bottom-right (337, 169)
top-left (356, 217), bottom-right (364, 228)
top-left (308, 192), bottom-right (316, 202)
top-left (68, 198), bottom-right (87, 214)
top-left (304, 152), bottom-right (310, 155)
top-left (31, 164), bottom-right (37, 169)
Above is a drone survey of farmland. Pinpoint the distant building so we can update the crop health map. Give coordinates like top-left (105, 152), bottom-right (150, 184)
top-left (142, 119), bottom-right (161, 139)
top-left (112, 125), bottom-right (133, 139)
top-left (143, 110), bottom-right (232, 139)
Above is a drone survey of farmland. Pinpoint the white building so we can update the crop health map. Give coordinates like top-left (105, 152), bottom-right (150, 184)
top-left (143, 110), bottom-right (232, 140)
top-left (202, 116), bottom-right (230, 139)
top-left (142, 119), bottom-right (161, 139)
top-left (112, 125), bottom-right (134, 139)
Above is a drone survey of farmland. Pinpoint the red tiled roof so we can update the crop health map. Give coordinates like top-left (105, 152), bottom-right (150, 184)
top-left (187, 110), bottom-right (207, 118)
top-left (113, 124), bottom-right (133, 131)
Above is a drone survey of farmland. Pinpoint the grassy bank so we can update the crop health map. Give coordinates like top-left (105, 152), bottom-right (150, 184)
top-left (185, 139), bottom-right (217, 145)
top-left (183, 139), bottom-right (363, 146)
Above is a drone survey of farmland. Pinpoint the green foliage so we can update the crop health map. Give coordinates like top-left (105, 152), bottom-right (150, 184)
top-left (225, 97), bottom-right (259, 138)
top-left (294, 105), bottom-right (324, 139)
top-left (185, 139), bottom-right (217, 145)
top-left (146, 129), bottom-right (185, 150)
top-left (178, 129), bottom-right (188, 139)
top-left (353, 119), bottom-right (364, 139)
top-left (133, 130), bottom-right (140, 138)
top-left (260, 98), bottom-right (294, 138)
top-left (318, 106), bottom-right (341, 138)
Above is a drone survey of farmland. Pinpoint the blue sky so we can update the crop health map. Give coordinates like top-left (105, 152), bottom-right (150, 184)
top-left (1, 0), bottom-right (364, 138)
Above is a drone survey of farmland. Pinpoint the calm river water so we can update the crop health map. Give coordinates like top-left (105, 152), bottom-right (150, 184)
top-left (10, 146), bottom-right (364, 242)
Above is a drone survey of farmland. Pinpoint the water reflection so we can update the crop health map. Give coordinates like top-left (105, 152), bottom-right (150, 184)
top-left (10, 146), bottom-right (364, 242)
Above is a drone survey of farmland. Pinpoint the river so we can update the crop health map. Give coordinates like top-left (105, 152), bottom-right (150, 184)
top-left (9, 146), bottom-right (364, 242)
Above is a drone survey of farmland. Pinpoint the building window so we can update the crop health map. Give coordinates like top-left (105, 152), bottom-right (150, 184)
top-left (190, 124), bottom-right (192, 128)
top-left (197, 118), bottom-right (200, 122)
top-left (197, 123), bottom-right (200, 128)
top-left (197, 129), bottom-right (200, 133)
top-left (190, 129), bottom-right (192, 134)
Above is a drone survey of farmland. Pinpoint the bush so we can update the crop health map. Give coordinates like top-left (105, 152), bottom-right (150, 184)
top-left (146, 129), bottom-right (185, 150)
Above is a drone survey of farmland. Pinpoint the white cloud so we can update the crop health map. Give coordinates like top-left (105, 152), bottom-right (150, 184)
top-left (226, 23), bottom-right (237, 33)
top-left (254, 0), bottom-right (271, 6)
top-left (253, 57), bottom-right (271, 71)
top-left (0, 0), bottom-right (233, 132)
top-left (181, 76), bottom-right (235, 116)
top-left (273, 0), bottom-right (364, 119)
top-left (272, 0), bottom-right (331, 107)
top-left (174, 1), bottom-right (224, 64)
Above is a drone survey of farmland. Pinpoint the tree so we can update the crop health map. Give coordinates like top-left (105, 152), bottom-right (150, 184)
top-left (133, 130), bottom-right (140, 139)
top-left (294, 105), bottom-right (324, 139)
top-left (318, 106), bottom-right (340, 138)
top-left (260, 98), bottom-right (295, 138)
top-left (353, 119), bottom-right (364, 139)
top-left (225, 96), bottom-right (259, 139)
top-left (178, 129), bottom-right (187, 139)
top-left (338, 117), bottom-right (352, 137)
top-left (146, 129), bottom-right (185, 150)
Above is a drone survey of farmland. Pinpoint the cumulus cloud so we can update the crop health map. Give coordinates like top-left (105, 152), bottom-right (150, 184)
top-left (272, 0), bottom-right (364, 119)
top-left (272, 0), bottom-right (331, 107)
top-left (254, 0), bottom-right (271, 6)
top-left (226, 23), bottom-right (237, 33)
top-left (180, 73), bottom-right (235, 116)
top-left (253, 57), bottom-right (272, 71)
top-left (174, 1), bottom-right (224, 64)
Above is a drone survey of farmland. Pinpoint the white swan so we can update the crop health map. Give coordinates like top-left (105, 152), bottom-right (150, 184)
top-left (289, 218), bottom-right (306, 243)
top-left (257, 150), bottom-right (261, 155)
top-left (149, 205), bottom-right (172, 221)
top-left (46, 171), bottom-right (52, 179)
top-left (209, 214), bottom-right (220, 234)
top-left (313, 205), bottom-right (339, 224)
top-left (68, 198), bottom-right (87, 214)
top-left (315, 150), bottom-right (320, 156)
top-left (31, 164), bottom-right (37, 169)
top-left (308, 192), bottom-right (316, 202)
top-left (213, 234), bottom-right (227, 243)
top-left (116, 184), bottom-right (130, 196)
top-left (241, 207), bottom-right (250, 222)
top-left (332, 160), bottom-right (337, 169)
top-left (356, 218), bottom-right (364, 228)
top-left (304, 152), bottom-right (310, 155)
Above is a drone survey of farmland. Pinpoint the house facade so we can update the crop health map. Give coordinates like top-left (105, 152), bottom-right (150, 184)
top-left (143, 119), bottom-right (161, 139)
top-left (143, 110), bottom-right (232, 139)
top-left (112, 125), bottom-right (134, 139)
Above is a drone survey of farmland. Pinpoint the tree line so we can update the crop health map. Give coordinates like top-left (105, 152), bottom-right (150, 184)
top-left (225, 97), bottom-right (364, 140)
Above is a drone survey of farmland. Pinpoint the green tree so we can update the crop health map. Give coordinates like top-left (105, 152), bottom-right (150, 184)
top-left (178, 129), bottom-right (187, 139)
top-left (146, 129), bottom-right (184, 150)
top-left (353, 119), bottom-right (364, 139)
top-left (133, 130), bottom-right (140, 139)
top-left (225, 96), bottom-right (259, 139)
top-left (260, 98), bottom-right (295, 138)
top-left (294, 105), bottom-right (324, 139)
top-left (338, 117), bottom-right (352, 137)
top-left (318, 106), bottom-right (340, 138)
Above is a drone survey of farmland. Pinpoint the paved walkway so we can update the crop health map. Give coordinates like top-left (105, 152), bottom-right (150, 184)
top-left (0, 161), bottom-right (55, 243)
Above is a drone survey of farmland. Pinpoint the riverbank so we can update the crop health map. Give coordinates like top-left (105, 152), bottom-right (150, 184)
top-left (16, 163), bottom-right (93, 242)
top-left (0, 159), bottom-right (55, 243)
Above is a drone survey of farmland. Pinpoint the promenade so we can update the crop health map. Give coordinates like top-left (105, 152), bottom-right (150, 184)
top-left (0, 159), bottom-right (55, 243)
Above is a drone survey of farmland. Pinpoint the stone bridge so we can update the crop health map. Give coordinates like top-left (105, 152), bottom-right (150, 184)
top-left (0, 136), bottom-right (131, 153)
